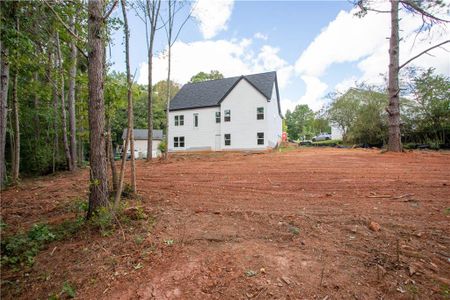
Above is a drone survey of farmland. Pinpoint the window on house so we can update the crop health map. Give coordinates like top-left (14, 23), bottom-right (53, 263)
top-left (224, 134), bottom-right (231, 146)
top-left (257, 132), bottom-right (264, 145)
top-left (257, 107), bottom-right (264, 120)
top-left (194, 113), bottom-right (198, 127)
top-left (174, 115), bottom-right (184, 126)
top-left (224, 110), bottom-right (231, 122)
top-left (215, 112), bottom-right (221, 123)
top-left (174, 136), bottom-right (185, 148)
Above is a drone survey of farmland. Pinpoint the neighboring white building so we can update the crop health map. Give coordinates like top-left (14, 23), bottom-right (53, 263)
top-left (331, 125), bottom-right (344, 140)
top-left (168, 71), bottom-right (283, 152)
top-left (122, 129), bottom-right (163, 158)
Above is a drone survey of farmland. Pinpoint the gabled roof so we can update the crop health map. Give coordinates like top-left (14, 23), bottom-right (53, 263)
top-left (122, 129), bottom-right (164, 140)
top-left (169, 71), bottom-right (278, 111)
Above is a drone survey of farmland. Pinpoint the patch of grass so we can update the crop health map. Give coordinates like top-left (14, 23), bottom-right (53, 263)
top-left (61, 281), bottom-right (76, 298)
top-left (405, 282), bottom-right (419, 295)
top-left (444, 207), bottom-right (450, 215)
top-left (278, 145), bottom-right (298, 153)
top-left (311, 139), bottom-right (342, 147)
top-left (88, 206), bottom-right (114, 237)
top-left (441, 284), bottom-right (450, 297)
top-left (134, 234), bottom-right (145, 245)
top-left (288, 225), bottom-right (300, 235)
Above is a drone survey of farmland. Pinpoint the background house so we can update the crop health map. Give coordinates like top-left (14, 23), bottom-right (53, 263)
top-left (121, 129), bottom-right (163, 158)
top-left (168, 71), bottom-right (283, 152)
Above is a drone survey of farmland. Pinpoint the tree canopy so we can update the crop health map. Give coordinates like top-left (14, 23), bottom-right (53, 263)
top-left (189, 70), bottom-right (224, 83)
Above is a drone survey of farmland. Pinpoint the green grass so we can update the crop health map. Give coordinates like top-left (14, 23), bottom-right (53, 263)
top-left (312, 139), bottom-right (342, 145)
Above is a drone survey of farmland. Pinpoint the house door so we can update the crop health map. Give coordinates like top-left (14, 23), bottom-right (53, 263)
top-left (215, 134), bottom-right (221, 151)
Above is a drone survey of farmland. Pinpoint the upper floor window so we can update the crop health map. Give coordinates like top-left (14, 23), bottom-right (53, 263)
top-left (257, 107), bottom-right (264, 120)
top-left (257, 132), bottom-right (264, 145)
top-left (224, 134), bottom-right (231, 146)
top-left (215, 112), bottom-right (221, 123)
top-left (174, 136), bottom-right (185, 148)
top-left (174, 115), bottom-right (184, 126)
top-left (224, 110), bottom-right (231, 122)
top-left (194, 113), bottom-right (199, 128)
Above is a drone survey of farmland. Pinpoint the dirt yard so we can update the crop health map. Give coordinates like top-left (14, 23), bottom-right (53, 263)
top-left (1, 148), bottom-right (450, 299)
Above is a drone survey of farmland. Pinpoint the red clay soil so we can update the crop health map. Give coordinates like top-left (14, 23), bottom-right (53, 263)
top-left (1, 148), bottom-right (449, 299)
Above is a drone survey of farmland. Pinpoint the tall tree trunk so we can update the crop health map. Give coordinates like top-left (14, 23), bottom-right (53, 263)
top-left (0, 41), bottom-right (9, 189)
top-left (11, 70), bottom-right (19, 184)
top-left (107, 121), bottom-right (118, 193)
top-left (56, 32), bottom-right (73, 169)
top-left (52, 50), bottom-right (59, 173)
top-left (121, 0), bottom-right (136, 193)
top-left (68, 16), bottom-right (78, 170)
top-left (33, 72), bottom-right (40, 141)
top-left (114, 0), bottom-right (136, 209)
top-left (146, 36), bottom-right (154, 161)
top-left (387, 0), bottom-right (402, 152)
top-left (87, 0), bottom-right (109, 219)
top-left (165, 43), bottom-right (172, 160)
top-left (146, 0), bottom-right (161, 161)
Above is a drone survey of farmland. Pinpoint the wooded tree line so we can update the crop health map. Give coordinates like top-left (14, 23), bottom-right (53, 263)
top-left (0, 0), bottom-right (190, 218)
top-left (326, 68), bottom-right (449, 147)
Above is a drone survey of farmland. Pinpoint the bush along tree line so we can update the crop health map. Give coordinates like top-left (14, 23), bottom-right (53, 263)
top-left (325, 68), bottom-right (449, 149)
top-left (285, 105), bottom-right (330, 141)
top-left (0, 0), bottom-right (192, 222)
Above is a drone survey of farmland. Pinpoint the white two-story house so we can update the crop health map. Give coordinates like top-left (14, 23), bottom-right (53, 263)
top-left (168, 71), bottom-right (283, 152)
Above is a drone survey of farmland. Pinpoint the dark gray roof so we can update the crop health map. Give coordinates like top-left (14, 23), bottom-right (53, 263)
top-left (122, 129), bottom-right (163, 140)
top-left (169, 71), bottom-right (278, 111)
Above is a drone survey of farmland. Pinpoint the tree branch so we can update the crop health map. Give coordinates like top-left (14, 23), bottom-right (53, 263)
top-left (43, 0), bottom-right (82, 42)
top-left (399, 40), bottom-right (450, 70)
top-left (399, 0), bottom-right (450, 23)
top-left (103, 0), bottom-right (119, 20)
top-left (43, 0), bottom-right (88, 59)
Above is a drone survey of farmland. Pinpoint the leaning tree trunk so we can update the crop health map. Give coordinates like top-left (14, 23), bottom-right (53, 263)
top-left (87, 0), bottom-right (109, 219)
top-left (387, 0), bottom-right (402, 152)
top-left (107, 122), bottom-right (118, 193)
top-left (121, 0), bottom-right (136, 193)
top-left (68, 16), bottom-right (78, 170)
top-left (0, 41), bottom-right (9, 189)
top-left (11, 70), bottom-right (19, 184)
top-left (56, 32), bottom-right (73, 170)
top-left (146, 0), bottom-right (161, 161)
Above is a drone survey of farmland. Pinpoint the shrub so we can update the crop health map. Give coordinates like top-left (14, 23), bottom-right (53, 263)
top-left (158, 140), bottom-right (167, 153)
top-left (1, 224), bottom-right (56, 267)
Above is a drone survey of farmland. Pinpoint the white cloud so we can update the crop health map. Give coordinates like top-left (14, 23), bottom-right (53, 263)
top-left (192, 0), bottom-right (234, 39)
top-left (280, 98), bottom-right (299, 113)
top-left (295, 6), bottom-right (390, 77)
top-left (294, 2), bottom-right (450, 110)
top-left (254, 32), bottom-right (268, 41)
top-left (297, 76), bottom-right (328, 111)
top-left (335, 76), bottom-right (359, 93)
top-left (138, 39), bottom-right (294, 92)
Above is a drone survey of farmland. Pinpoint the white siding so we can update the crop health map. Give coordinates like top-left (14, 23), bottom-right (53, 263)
top-left (266, 82), bottom-right (282, 147)
top-left (124, 139), bottom-right (162, 158)
top-left (168, 107), bottom-right (220, 151)
top-left (331, 125), bottom-right (343, 140)
top-left (220, 79), bottom-right (270, 150)
top-left (168, 78), bottom-right (282, 152)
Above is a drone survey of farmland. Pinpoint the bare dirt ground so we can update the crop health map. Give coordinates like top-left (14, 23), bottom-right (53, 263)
top-left (1, 148), bottom-right (450, 299)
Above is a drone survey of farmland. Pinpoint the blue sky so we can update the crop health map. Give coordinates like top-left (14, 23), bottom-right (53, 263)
top-left (109, 0), bottom-right (449, 112)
